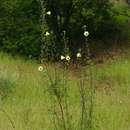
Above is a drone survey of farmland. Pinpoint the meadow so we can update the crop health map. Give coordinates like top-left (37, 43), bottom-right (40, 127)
top-left (0, 50), bottom-right (130, 130)
top-left (1, 0), bottom-right (130, 130)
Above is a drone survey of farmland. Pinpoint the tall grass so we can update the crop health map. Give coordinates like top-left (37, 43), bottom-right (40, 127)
top-left (0, 52), bottom-right (130, 130)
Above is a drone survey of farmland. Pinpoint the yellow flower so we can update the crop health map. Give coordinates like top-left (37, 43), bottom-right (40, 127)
top-left (66, 55), bottom-right (71, 61)
top-left (38, 66), bottom-right (43, 72)
top-left (46, 11), bottom-right (51, 15)
top-left (61, 55), bottom-right (65, 60)
top-left (84, 31), bottom-right (89, 37)
top-left (77, 53), bottom-right (82, 58)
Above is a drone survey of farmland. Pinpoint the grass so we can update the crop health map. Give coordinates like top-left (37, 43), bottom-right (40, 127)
top-left (93, 59), bottom-right (130, 130)
top-left (0, 1), bottom-right (130, 130)
top-left (0, 51), bottom-right (130, 130)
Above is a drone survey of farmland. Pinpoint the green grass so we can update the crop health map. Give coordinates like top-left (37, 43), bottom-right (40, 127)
top-left (93, 59), bottom-right (130, 130)
top-left (0, 52), bottom-right (130, 130)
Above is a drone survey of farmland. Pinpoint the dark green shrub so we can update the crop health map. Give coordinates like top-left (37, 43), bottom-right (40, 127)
top-left (0, 0), bottom-right (41, 57)
top-left (0, 0), bottom-right (118, 60)
top-left (39, 0), bottom-right (117, 60)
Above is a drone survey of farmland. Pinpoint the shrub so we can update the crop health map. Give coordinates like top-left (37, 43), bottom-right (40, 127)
top-left (0, 0), bottom-right (118, 60)
top-left (0, 0), bottom-right (41, 57)
top-left (39, 0), bottom-right (117, 60)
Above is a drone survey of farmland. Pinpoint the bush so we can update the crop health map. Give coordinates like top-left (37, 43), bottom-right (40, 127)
top-left (40, 0), bottom-right (117, 60)
top-left (0, 0), bottom-right (118, 60)
top-left (0, 0), bottom-right (41, 57)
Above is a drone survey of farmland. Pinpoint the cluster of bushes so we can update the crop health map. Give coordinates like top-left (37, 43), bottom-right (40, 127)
top-left (0, 0), bottom-right (120, 59)
top-left (0, 0), bottom-right (41, 57)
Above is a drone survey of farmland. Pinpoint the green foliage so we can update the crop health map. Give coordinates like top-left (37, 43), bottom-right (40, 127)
top-left (0, 0), bottom-right (41, 57)
top-left (0, 0), bottom-right (117, 60)
top-left (39, 0), bottom-right (115, 60)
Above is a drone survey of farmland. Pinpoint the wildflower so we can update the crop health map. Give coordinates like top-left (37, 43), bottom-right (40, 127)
top-left (46, 11), bottom-right (51, 15)
top-left (66, 55), bottom-right (71, 61)
top-left (84, 31), bottom-right (89, 37)
top-left (45, 32), bottom-right (50, 36)
top-left (61, 55), bottom-right (65, 60)
top-left (38, 66), bottom-right (43, 72)
top-left (76, 53), bottom-right (82, 58)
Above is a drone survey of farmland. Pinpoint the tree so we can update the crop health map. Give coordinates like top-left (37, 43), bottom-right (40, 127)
top-left (0, 0), bottom-right (41, 57)
top-left (0, 0), bottom-right (115, 59)
top-left (39, 0), bottom-right (114, 60)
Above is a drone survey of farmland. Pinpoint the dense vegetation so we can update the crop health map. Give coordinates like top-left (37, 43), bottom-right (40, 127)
top-left (0, 0), bottom-right (123, 59)
top-left (0, 0), bottom-right (41, 57)
top-left (0, 50), bottom-right (130, 130)
top-left (0, 1), bottom-right (130, 130)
